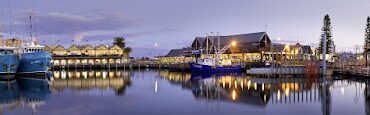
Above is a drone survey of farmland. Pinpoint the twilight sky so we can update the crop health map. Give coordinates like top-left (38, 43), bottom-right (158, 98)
top-left (0, 0), bottom-right (370, 57)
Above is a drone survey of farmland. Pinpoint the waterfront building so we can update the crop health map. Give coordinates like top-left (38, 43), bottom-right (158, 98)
top-left (272, 43), bottom-right (313, 61)
top-left (95, 45), bottom-right (109, 56)
top-left (161, 32), bottom-right (313, 64)
top-left (67, 45), bottom-right (82, 56)
top-left (6, 39), bottom-right (21, 47)
top-left (161, 48), bottom-right (195, 64)
top-left (45, 44), bottom-right (129, 68)
top-left (81, 45), bottom-right (95, 56)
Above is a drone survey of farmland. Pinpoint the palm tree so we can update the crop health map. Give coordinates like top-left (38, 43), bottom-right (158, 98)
top-left (113, 36), bottom-right (132, 56)
top-left (113, 37), bottom-right (126, 49)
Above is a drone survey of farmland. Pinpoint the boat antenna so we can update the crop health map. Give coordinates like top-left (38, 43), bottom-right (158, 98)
top-left (33, 0), bottom-right (37, 38)
top-left (29, 14), bottom-right (33, 38)
top-left (264, 24), bottom-right (268, 32)
top-left (0, 11), bottom-right (3, 39)
top-left (8, 0), bottom-right (12, 37)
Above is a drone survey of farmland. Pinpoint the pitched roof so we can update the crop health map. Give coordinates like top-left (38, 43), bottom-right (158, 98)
top-left (191, 37), bottom-right (206, 48)
top-left (205, 32), bottom-right (267, 45)
top-left (67, 45), bottom-right (81, 50)
top-left (166, 48), bottom-right (193, 57)
top-left (109, 45), bottom-right (123, 50)
top-left (44, 45), bottom-right (55, 50)
top-left (54, 45), bottom-right (66, 50)
top-left (95, 44), bottom-right (109, 50)
top-left (272, 43), bottom-right (285, 52)
top-left (81, 45), bottom-right (94, 50)
top-left (194, 37), bottom-right (205, 45)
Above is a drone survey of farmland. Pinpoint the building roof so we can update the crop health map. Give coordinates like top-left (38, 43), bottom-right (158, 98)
top-left (80, 45), bottom-right (94, 50)
top-left (67, 45), bottom-right (81, 50)
top-left (44, 45), bottom-right (55, 50)
top-left (272, 43), bottom-right (312, 54)
top-left (95, 44), bottom-right (109, 50)
top-left (54, 45), bottom-right (66, 51)
top-left (205, 32), bottom-right (267, 46)
top-left (272, 43), bottom-right (285, 52)
top-left (166, 48), bottom-right (194, 57)
top-left (109, 45), bottom-right (123, 50)
top-left (192, 32), bottom-right (270, 53)
top-left (191, 37), bottom-right (206, 48)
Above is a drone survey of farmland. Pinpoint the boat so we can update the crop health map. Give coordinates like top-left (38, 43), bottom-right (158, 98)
top-left (17, 39), bottom-right (52, 73)
top-left (0, 46), bottom-right (20, 74)
top-left (189, 33), bottom-right (243, 73)
top-left (189, 59), bottom-right (243, 73)
top-left (0, 25), bottom-right (20, 75)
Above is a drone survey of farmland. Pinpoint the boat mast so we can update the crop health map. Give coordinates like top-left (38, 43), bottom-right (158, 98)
top-left (29, 14), bottom-right (33, 39)
top-left (217, 32), bottom-right (220, 66)
top-left (0, 10), bottom-right (3, 39)
top-left (0, 15), bottom-right (3, 46)
top-left (206, 33), bottom-right (209, 58)
top-left (8, 0), bottom-right (12, 37)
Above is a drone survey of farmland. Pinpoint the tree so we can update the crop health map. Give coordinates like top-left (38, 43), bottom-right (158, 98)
top-left (318, 14), bottom-right (335, 54)
top-left (113, 37), bottom-right (126, 49)
top-left (364, 17), bottom-right (370, 66)
top-left (125, 47), bottom-right (132, 54)
top-left (113, 36), bottom-right (132, 54)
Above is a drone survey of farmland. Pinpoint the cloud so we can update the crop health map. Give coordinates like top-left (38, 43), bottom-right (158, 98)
top-left (12, 11), bottom-right (135, 39)
top-left (10, 11), bottom-right (178, 47)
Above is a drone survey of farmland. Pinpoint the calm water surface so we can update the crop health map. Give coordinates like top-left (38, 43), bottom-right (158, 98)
top-left (1, 70), bottom-right (369, 115)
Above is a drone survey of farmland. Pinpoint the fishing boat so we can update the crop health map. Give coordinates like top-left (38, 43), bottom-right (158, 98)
top-left (189, 58), bottom-right (243, 73)
top-left (0, 15), bottom-right (20, 75)
top-left (17, 38), bottom-right (52, 73)
top-left (17, 7), bottom-right (52, 73)
top-left (0, 46), bottom-right (20, 74)
top-left (189, 33), bottom-right (243, 73)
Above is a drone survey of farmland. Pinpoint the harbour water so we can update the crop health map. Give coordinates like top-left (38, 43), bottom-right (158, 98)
top-left (1, 69), bottom-right (370, 115)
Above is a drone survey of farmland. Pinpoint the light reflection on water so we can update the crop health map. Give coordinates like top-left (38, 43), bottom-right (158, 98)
top-left (0, 70), bottom-right (369, 115)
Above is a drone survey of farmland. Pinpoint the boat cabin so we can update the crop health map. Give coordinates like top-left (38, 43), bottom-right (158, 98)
top-left (23, 46), bottom-right (44, 53)
top-left (22, 38), bottom-right (45, 53)
top-left (0, 47), bottom-right (17, 54)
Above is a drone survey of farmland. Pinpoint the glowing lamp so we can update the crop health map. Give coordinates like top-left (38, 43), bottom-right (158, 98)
top-left (231, 41), bottom-right (237, 47)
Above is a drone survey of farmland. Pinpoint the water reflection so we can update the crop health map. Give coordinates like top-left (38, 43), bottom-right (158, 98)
top-left (0, 70), bottom-right (370, 115)
top-left (51, 70), bottom-right (132, 96)
top-left (159, 70), bottom-right (336, 115)
top-left (18, 74), bottom-right (52, 113)
top-left (0, 74), bottom-right (51, 114)
top-left (0, 80), bottom-right (20, 111)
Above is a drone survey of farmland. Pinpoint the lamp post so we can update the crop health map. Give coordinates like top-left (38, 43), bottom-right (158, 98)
top-left (322, 33), bottom-right (327, 76)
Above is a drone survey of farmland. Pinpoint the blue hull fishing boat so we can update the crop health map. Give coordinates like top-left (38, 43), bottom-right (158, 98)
top-left (0, 47), bottom-right (20, 74)
top-left (18, 39), bottom-right (52, 73)
top-left (18, 52), bottom-right (51, 73)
